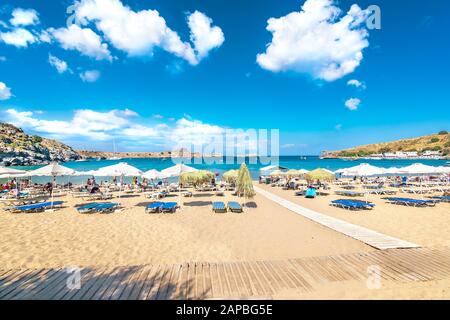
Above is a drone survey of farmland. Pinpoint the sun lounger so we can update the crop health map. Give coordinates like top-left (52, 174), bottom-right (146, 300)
top-left (11, 201), bottom-right (64, 213)
top-left (212, 202), bottom-right (227, 213)
top-left (335, 190), bottom-right (366, 197)
top-left (384, 197), bottom-right (436, 207)
top-left (331, 199), bottom-right (375, 210)
top-left (77, 202), bottom-right (119, 214)
top-left (367, 189), bottom-right (397, 195)
top-left (228, 201), bottom-right (243, 213)
top-left (161, 202), bottom-right (179, 213)
top-left (145, 202), bottom-right (164, 213)
top-left (430, 196), bottom-right (450, 203)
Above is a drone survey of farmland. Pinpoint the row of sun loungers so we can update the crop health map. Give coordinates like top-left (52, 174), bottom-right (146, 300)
top-left (383, 197), bottom-right (436, 207)
top-left (331, 199), bottom-right (375, 210)
top-left (7, 201), bottom-right (64, 213)
top-left (145, 202), bottom-right (179, 214)
top-left (212, 201), bottom-right (243, 213)
top-left (77, 202), bottom-right (120, 214)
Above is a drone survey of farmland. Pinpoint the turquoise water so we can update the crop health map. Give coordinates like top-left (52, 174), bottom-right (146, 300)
top-left (6, 156), bottom-right (448, 184)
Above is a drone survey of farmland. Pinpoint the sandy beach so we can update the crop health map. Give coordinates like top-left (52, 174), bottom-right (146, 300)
top-left (0, 188), bottom-right (370, 269)
top-left (256, 183), bottom-right (450, 248)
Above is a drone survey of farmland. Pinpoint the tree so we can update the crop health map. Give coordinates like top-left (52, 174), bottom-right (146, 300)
top-left (236, 163), bottom-right (255, 205)
top-left (438, 131), bottom-right (448, 135)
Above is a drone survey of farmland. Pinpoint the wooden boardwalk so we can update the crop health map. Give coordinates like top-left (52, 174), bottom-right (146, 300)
top-left (2, 246), bottom-right (450, 300)
top-left (254, 186), bottom-right (420, 250)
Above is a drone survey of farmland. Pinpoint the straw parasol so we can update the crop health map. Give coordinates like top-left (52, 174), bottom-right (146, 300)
top-left (180, 170), bottom-right (214, 187)
top-left (237, 163), bottom-right (255, 206)
top-left (222, 170), bottom-right (239, 185)
top-left (269, 170), bottom-right (283, 177)
top-left (305, 168), bottom-right (335, 182)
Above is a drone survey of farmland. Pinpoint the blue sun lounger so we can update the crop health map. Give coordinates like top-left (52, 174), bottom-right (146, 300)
top-left (331, 199), bottom-right (374, 210)
top-left (305, 188), bottom-right (317, 199)
top-left (227, 201), bottom-right (243, 213)
top-left (212, 202), bottom-right (227, 213)
top-left (431, 196), bottom-right (450, 203)
top-left (146, 202), bottom-right (164, 213)
top-left (384, 197), bottom-right (436, 207)
top-left (161, 202), bottom-right (179, 213)
top-left (77, 202), bottom-right (119, 214)
top-left (11, 201), bottom-right (64, 213)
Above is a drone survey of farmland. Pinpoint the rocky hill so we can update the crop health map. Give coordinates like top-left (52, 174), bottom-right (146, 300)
top-left (322, 131), bottom-right (450, 158)
top-left (77, 148), bottom-right (202, 159)
top-left (0, 122), bottom-right (81, 166)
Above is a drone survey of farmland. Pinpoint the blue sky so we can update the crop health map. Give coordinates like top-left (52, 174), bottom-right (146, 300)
top-left (0, 0), bottom-right (449, 155)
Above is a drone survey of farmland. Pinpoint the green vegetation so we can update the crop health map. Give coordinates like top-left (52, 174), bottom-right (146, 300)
top-left (429, 137), bottom-right (440, 143)
top-left (438, 131), bottom-right (448, 135)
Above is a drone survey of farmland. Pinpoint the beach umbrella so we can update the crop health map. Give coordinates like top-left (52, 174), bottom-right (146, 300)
top-left (339, 163), bottom-right (386, 177)
top-left (180, 170), bottom-right (214, 187)
top-left (142, 169), bottom-right (168, 180)
top-left (161, 163), bottom-right (198, 178)
top-left (269, 170), bottom-right (283, 177)
top-left (27, 162), bottom-right (77, 210)
top-left (385, 167), bottom-right (401, 175)
top-left (0, 166), bottom-right (26, 176)
top-left (27, 162), bottom-right (76, 177)
top-left (260, 165), bottom-right (288, 173)
top-left (297, 169), bottom-right (310, 174)
top-left (223, 170), bottom-right (239, 185)
top-left (305, 168), bottom-right (335, 182)
top-left (237, 163), bottom-right (255, 206)
top-left (398, 163), bottom-right (439, 175)
top-left (93, 162), bottom-right (143, 177)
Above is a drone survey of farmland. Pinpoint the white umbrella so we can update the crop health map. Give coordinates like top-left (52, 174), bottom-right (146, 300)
top-left (0, 166), bottom-right (26, 176)
top-left (339, 163), bottom-right (386, 177)
top-left (27, 162), bottom-right (76, 176)
top-left (93, 162), bottom-right (143, 177)
top-left (385, 167), bottom-right (401, 175)
top-left (91, 162), bottom-right (143, 198)
top-left (398, 163), bottom-right (439, 175)
top-left (260, 165), bottom-right (288, 173)
top-left (161, 163), bottom-right (198, 178)
top-left (297, 169), bottom-right (310, 174)
top-left (27, 162), bottom-right (76, 210)
top-left (142, 169), bottom-right (168, 180)
top-left (434, 166), bottom-right (450, 174)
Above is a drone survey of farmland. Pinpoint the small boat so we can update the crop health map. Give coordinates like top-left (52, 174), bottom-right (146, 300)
top-left (445, 161), bottom-right (450, 167)
top-left (75, 159), bottom-right (88, 162)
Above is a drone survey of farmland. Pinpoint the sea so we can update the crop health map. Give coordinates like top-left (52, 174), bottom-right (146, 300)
top-left (5, 156), bottom-right (448, 184)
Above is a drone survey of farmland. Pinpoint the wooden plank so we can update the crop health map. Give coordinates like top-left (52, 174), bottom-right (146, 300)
top-left (166, 264), bottom-right (183, 300)
top-left (58, 268), bottom-right (99, 300)
top-left (0, 269), bottom-right (42, 299)
top-left (139, 264), bottom-right (163, 300)
top-left (11, 268), bottom-right (61, 300)
top-left (155, 264), bottom-right (175, 300)
top-left (113, 266), bottom-right (145, 300)
top-left (100, 267), bottom-right (135, 300)
top-left (69, 267), bottom-right (113, 300)
top-left (1, 269), bottom-right (51, 300)
top-left (126, 265), bottom-right (153, 300)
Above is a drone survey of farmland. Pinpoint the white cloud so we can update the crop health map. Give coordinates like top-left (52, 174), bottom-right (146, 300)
top-left (52, 24), bottom-right (112, 61)
top-left (188, 10), bottom-right (224, 60)
top-left (347, 79), bottom-right (366, 89)
top-left (170, 118), bottom-right (225, 145)
top-left (256, 0), bottom-right (370, 81)
top-left (73, 0), bottom-right (197, 64)
top-left (80, 70), bottom-right (101, 82)
top-left (0, 82), bottom-right (12, 100)
top-left (10, 8), bottom-right (40, 27)
top-left (153, 114), bottom-right (164, 119)
top-left (0, 28), bottom-right (37, 47)
top-left (4, 108), bottom-right (138, 140)
top-left (345, 98), bottom-right (361, 110)
top-left (48, 54), bottom-right (70, 74)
